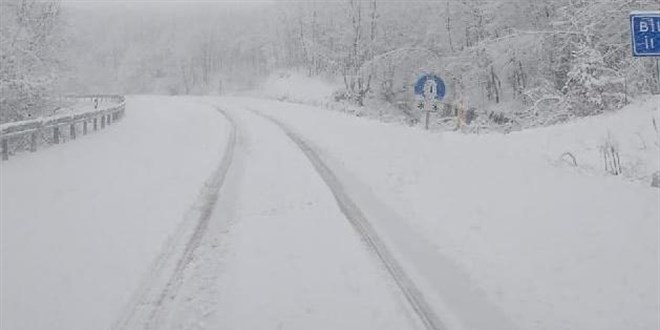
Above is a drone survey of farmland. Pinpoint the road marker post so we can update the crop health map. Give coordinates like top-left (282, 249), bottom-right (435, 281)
top-left (456, 99), bottom-right (466, 131)
top-left (53, 127), bottom-right (60, 144)
top-left (30, 132), bottom-right (37, 152)
top-left (1, 139), bottom-right (8, 160)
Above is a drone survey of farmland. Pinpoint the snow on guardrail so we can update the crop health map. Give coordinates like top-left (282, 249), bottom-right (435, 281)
top-left (1, 95), bottom-right (126, 160)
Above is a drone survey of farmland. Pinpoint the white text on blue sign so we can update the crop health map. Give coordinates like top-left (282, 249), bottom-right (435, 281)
top-left (630, 12), bottom-right (660, 56)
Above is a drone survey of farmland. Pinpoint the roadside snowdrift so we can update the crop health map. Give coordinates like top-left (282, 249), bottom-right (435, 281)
top-left (256, 71), bottom-right (340, 106)
top-left (509, 96), bottom-right (659, 184)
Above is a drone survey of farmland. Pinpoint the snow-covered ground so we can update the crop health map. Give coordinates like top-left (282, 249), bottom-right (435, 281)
top-left (508, 96), bottom-right (659, 184)
top-left (2, 94), bottom-right (657, 330)
top-left (0, 96), bottom-right (228, 330)
top-left (219, 96), bottom-right (659, 330)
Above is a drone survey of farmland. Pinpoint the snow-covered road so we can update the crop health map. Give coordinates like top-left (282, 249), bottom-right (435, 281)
top-left (2, 96), bottom-right (658, 330)
top-left (115, 104), bottom-right (428, 330)
top-left (1, 97), bottom-right (230, 330)
top-left (1, 96), bottom-right (430, 330)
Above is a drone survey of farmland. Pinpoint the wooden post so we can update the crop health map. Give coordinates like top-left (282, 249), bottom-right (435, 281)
top-left (93, 118), bottom-right (98, 131)
top-left (30, 132), bottom-right (37, 152)
top-left (83, 121), bottom-right (88, 135)
top-left (53, 127), bottom-right (60, 144)
top-left (70, 123), bottom-right (76, 140)
top-left (456, 99), bottom-right (465, 131)
top-left (107, 114), bottom-right (112, 125)
top-left (425, 111), bottom-right (430, 130)
top-left (101, 116), bottom-right (106, 129)
top-left (1, 139), bottom-right (8, 161)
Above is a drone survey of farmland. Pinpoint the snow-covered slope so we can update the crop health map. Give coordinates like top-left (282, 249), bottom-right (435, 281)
top-left (254, 71), bottom-right (659, 184)
top-left (507, 96), bottom-right (659, 184)
top-left (222, 96), bottom-right (659, 330)
top-left (0, 96), bottom-right (229, 330)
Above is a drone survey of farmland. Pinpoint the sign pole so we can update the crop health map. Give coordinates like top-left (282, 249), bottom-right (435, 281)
top-left (656, 58), bottom-right (660, 94)
top-left (414, 73), bottom-right (446, 131)
top-left (630, 11), bottom-right (660, 94)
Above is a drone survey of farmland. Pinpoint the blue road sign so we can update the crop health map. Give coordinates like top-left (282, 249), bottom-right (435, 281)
top-left (630, 12), bottom-right (660, 57)
top-left (414, 74), bottom-right (446, 100)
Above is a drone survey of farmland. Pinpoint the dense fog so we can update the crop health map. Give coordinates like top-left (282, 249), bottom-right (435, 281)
top-left (1, 0), bottom-right (658, 123)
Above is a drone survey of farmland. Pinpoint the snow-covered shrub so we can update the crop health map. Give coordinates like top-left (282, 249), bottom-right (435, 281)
top-left (563, 45), bottom-right (626, 116)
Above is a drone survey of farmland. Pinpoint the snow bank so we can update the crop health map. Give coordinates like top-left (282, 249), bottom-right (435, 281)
top-left (226, 96), bottom-right (659, 330)
top-left (252, 71), bottom-right (340, 106)
top-left (507, 96), bottom-right (660, 184)
top-left (246, 71), bottom-right (416, 125)
top-left (0, 96), bottom-right (228, 330)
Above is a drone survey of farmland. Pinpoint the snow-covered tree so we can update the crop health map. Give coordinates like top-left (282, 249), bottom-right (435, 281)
top-left (1, 0), bottom-right (65, 123)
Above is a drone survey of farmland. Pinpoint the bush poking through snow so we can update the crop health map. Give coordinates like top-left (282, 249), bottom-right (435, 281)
top-left (560, 152), bottom-right (578, 167)
top-left (600, 132), bottom-right (622, 176)
top-left (651, 171), bottom-right (660, 188)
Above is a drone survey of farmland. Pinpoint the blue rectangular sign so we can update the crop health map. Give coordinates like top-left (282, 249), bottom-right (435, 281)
top-left (630, 12), bottom-right (660, 57)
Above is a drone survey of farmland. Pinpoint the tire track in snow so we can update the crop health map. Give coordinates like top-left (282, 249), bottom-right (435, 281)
top-left (248, 109), bottom-right (446, 330)
top-left (112, 107), bottom-right (237, 330)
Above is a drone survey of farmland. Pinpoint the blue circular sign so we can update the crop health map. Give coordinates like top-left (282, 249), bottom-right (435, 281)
top-left (414, 74), bottom-right (446, 101)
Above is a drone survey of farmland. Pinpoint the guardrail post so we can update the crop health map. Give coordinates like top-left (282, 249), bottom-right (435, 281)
top-left (101, 115), bottom-right (106, 129)
top-left (70, 123), bottom-right (76, 140)
top-left (83, 121), bottom-right (88, 135)
top-left (53, 126), bottom-right (60, 144)
top-left (30, 132), bottom-right (37, 152)
top-left (93, 118), bottom-right (98, 131)
top-left (1, 139), bottom-right (8, 160)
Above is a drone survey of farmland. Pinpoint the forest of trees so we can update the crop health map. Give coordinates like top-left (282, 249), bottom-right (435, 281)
top-left (1, 0), bottom-right (658, 125)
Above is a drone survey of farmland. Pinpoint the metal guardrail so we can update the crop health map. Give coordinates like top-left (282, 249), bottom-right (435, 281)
top-left (1, 95), bottom-right (126, 160)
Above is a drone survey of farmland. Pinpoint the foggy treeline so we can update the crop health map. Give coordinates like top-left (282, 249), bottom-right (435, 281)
top-left (1, 0), bottom-right (658, 124)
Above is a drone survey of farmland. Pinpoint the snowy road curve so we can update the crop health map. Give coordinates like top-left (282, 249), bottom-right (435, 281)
top-left (113, 101), bottom-right (434, 330)
top-left (3, 96), bottom-right (656, 330)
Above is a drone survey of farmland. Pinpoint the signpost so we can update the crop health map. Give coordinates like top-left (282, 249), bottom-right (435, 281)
top-left (630, 11), bottom-right (660, 93)
top-left (414, 74), bottom-right (445, 129)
